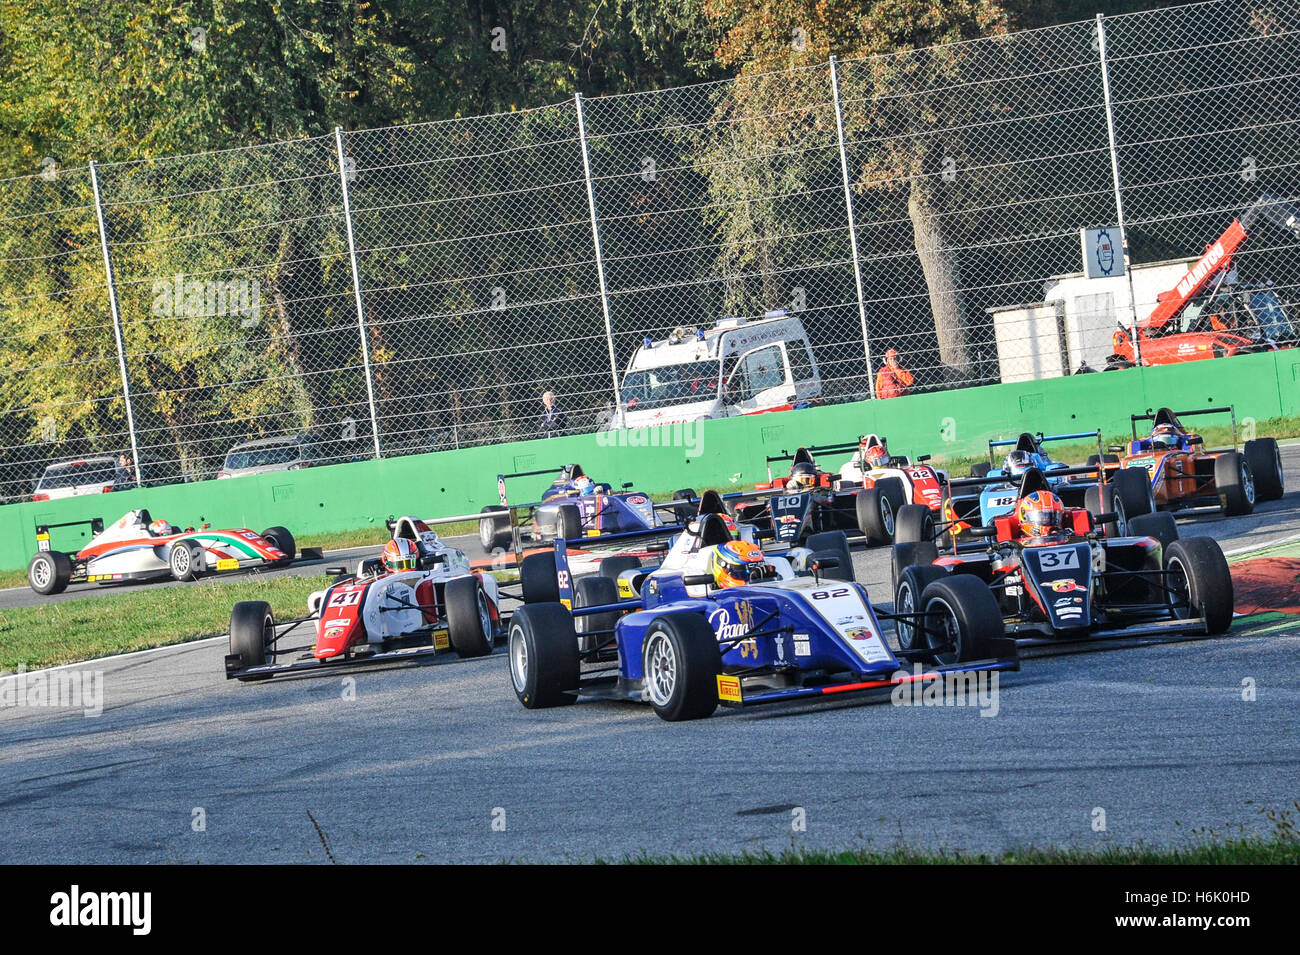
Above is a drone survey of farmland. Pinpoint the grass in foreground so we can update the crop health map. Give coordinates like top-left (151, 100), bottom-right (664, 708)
top-left (0, 573), bottom-right (330, 672)
top-left (613, 807), bottom-right (1300, 864)
top-left (615, 836), bottom-right (1299, 865)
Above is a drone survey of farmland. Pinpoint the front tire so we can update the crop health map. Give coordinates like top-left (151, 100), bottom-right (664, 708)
top-left (891, 540), bottom-right (941, 591)
top-left (893, 503), bottom-right (935, 545)
top-left (27, 550), bottom-right (71, 595)
top-left (1214, 451), bottom-right (1255, 516)
top-left (918, 576), bottom-right (1005, 665)
top-left (1084, 483), bottom-right (1127, 537)
top-left (574, 575), bottom-right (622, 652)
top-left (169, 540), bottom-right (205, 581)
top-left (556, 503), bottom-right (583, 541)
top-left (1244, 438), bottom-right (1284, 501)
top-left (230, 600), bottom-right (275, 680)
top-left (893, 564), bottom-right (949, 651)
top-left (260, 526), bottom-right (296, 564)
top-left (1112, 467), bottom-right (1155, 519)
top-left (519, 551), bottom-right (559, 604)
top-left (508, 603), bottom-right (579, 708)
top-left (446, 575), bottom-right (494, 657)
top-left (642, 614), bottom-right (720, 721)
top-left (1164, 538), bottom-right (1233, 634)
top-left (479, 505), bottom-right (511, 551)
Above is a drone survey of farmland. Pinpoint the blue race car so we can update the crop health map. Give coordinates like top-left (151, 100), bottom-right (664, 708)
top-left (942, 430), bottom-right (1151, 541)
top-left (478, 463), bottom-right (675, 552)
top-left (505, 516), bottom-right (1019, 721)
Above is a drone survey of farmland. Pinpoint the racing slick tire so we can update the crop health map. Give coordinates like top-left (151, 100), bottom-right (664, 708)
top-left (891, 541), bottom-right (941, 591)
top-left (556, 503), bottom-right (583, 542)
top-left (259, 526), bottom-right (296, 564)
top-left (918, 575), bottom-right (1004, 666)
top-left (893, 565), bottom-right (950, 651)
top-left (27, 550), bottom-right (72, 595)
top-left (599, 555), bottom-right (642, 581)
top-left (1164, 538), bottom-right (1233, 635)
top-left (1084, 483), bottom-right (1127, 537)
top-left (805, 530), bottom-right (855, 582)
top-left (1112, 467), bottom-right (1156, 519)
top-left (893, 503), bottom-right (935, 545)
top-left (1085, 453), bottom-right (1121, 467)
top-left (508, 603), bottom-right (579, 708)
top-left (1214, 451), bottom-right (1255, 516)
top-left (229, 600), bottom-right (275, 681)
top-left (520, 551), bottom-right (560, 604)
top-left (446, 575), bottom-right (494, 658)
top-left (857, 477), bottom-right (906, 545)
top-left (1127, 511), bottom-right (1179, 551)
top-left (643, 613), bottom-right (721, 722)
top-left (574, 575), bottom-right (622, 653)
top-left (168, 540), bottom-right (205, 582)
top-left (672, 488), bottom-right (697, 524)
top-left (479, 505), bottom-right (511, 552)
top-left (1244, 438), bottom-right (1285, 502)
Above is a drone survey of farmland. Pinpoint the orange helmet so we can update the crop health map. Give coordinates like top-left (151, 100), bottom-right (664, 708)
top-left (381, 537), bottom-right (418, 573)
top-left (1017, 490), bottom-right (1066, 539)
top-left (864, 444), bottom-right (889, 469)
top-left (708, 540), bottom-right (773, 588)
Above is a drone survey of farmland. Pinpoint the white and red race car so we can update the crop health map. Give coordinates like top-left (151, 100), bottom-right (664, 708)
top-left (27, 509), bottom-right (296, 595)
top-left (225, 515), bottom-right (503, 681)
top-left (834, 433), bottom-right (949, 512)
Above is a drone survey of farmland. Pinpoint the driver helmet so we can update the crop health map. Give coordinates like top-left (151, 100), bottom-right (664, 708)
top-left (148, 519), bottom-right (171, 537)
top-left (1151, 424), bottom-right (1181, 451)
top-left (788, 462), bottom-right (819, 490)
top-left (864, 444), bottom-right (889, 469)
top-left (573, 474), bottom-right (595, 495)
top-left (709, 540), bottom-right (774, 589)
top-left (1004, 450), bottom-right (1033, 478)
top-left (381, 537), bottom-right (418, 573)
top-left (1017, 490), bottom-right (1066, 539)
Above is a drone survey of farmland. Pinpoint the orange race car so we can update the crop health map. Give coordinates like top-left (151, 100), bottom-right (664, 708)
top-left (1102, 406), bottom-right (1285, 517)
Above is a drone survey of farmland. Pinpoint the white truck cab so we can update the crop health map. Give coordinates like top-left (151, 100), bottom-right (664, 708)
top-left (613, 311), bottom-right (823, 429)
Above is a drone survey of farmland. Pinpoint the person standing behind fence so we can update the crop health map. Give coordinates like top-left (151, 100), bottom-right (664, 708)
top-left (874, 348), bottom-right (914, 399)
top-left (540, 391), bottom-right (567, 436)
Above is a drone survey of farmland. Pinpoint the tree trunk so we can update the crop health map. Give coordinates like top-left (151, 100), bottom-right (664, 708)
top-left (908, 176), bottom-right (970, 374)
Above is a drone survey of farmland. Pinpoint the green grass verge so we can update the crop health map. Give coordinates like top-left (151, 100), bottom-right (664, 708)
top-left (613, 836), bottom-right (1299, 865)
top-left (612, 806), bottom-right (1300, 864)
top-left (0, 573), bottom-right (330, 672)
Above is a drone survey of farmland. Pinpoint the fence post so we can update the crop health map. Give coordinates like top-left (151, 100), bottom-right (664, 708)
top-left (334, 126), bottom-right (383, 459)
top-left (88, 161), bottom-right (143, 486)
top-left (574, 93), bottom-right (624, 427)
top-left (1096, 14), bottom-right (1143, 366)
top-left (829, 56), bottom-right (876, 398)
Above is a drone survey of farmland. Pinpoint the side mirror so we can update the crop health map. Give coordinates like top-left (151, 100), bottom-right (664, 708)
top-left (683, 573), bottom-right (714, 586)
top-left (968, 525), bottom-right (998, 538)
top-left (917, 454), bottom-right (931, 463)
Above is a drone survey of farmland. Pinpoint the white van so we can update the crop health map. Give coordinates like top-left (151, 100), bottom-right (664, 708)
top-left (614, 311), bottom-right (823, 429)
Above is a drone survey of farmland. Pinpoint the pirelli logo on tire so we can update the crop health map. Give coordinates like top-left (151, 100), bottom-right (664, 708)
top-left (717, 674), bottom-right (743, 703)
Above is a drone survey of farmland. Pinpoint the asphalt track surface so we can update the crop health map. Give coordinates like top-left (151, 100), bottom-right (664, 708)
top-left (2, 447), bottom-right (1299, 863)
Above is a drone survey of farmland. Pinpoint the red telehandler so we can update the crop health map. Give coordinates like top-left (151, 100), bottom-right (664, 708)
top-left (1109, 193), bottom-right (1300, 367)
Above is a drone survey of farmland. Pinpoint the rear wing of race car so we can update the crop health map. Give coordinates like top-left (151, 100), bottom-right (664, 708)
top-left (33, 516), bottom-right (104, 552)
top-left (1129, 405), bottom-right (1237, 451)
top-left (986, 430), bottom-right (1105, 469)
top-left (947, 463), bottom-right (1104, 493)
top-left (763, 439), bottom-right (933, 481)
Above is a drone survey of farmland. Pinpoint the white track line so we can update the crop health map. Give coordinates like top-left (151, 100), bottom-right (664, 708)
top-left (0, 634), bottom-right (226, 681)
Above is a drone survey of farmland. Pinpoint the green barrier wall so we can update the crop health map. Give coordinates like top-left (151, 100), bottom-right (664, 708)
top-left (3, 349), bottom-right (1297, 571)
